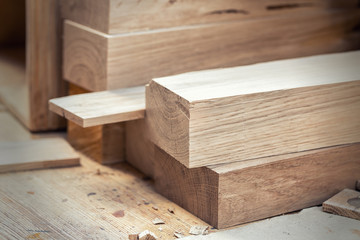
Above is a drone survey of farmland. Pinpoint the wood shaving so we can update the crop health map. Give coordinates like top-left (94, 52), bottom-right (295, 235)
top-left (189, 225), bottom-right (209, 235)
top-left (174, 230), bottom-right (185, 238)
top-left (152, 205), bottom-right (159, 210)
top-left (139, 230), bottom-right (157, 240)
top-left (167, 207), bottom-right (175, 214)
top-left (152, 218), bottom-right (165, 225)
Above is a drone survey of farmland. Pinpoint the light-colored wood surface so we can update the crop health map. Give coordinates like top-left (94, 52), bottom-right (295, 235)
top-left (60, 0), bottom-right (359, 34)
top-left (0, 111), bottom-right (209, 239)
top-left (147, 51), bottom-right (360, 168)
top-left (63, 9), bottom-right (360, 91)
top-left (125, 119), bottom-right (154, 178)
top-left (323, 189), bottom-right (360, 220)
top-left (66, 83), bottom-right (125, 165)
top-left (155, 144), bottom-right (360, 228)
top-left (50, 86), bottom-right (145, 127)
top-left (0, 138), bottom-right (79, 173)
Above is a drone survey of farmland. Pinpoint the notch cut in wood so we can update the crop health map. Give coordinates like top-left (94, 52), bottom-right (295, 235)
top-left (49, 86), bottom-right (145, 127)
top-left (323, 189), bottom-right (360, 220)
top-left (0, 138), bottom-right (80, 173)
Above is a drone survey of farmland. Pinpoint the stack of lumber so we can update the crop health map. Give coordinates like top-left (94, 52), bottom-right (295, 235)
top-left (59, 0), bottom-right (360, 165)
top-left (50, 0), bottom-right (360, 229)
top-left (51, 51), bottom-right (360, 228)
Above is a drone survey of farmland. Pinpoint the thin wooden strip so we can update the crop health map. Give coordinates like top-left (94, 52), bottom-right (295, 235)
top-left (49, 86), bottom-right (145, 127)
top-left (147, 51), bottom-right (360, 168)
top-left (0, 138), bottom-right (80, 173)
top-left (323, 189), bottom-right (360, 220)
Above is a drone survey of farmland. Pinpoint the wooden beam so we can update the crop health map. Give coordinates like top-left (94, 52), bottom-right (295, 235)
top-left (26, 0), bottom-right (66, 131)
top-left (154, 144), bottom-right (360, 229)
top-left (63, 9), bottom-right (360, 91)
top-left (60, 0), bottom-right (359, 34)
top-left (147, 51), bottom-right (360, 168)
top-left (49, 86), bottom-right (145, 127)
top-left (0, 138), bottom-right (80, 173)
top-left (66, 83), bottom-right (125, 165)
top-left (125, 119), bottom-right (154, 178)
top-left (323, 189), bottom-right (360, 220)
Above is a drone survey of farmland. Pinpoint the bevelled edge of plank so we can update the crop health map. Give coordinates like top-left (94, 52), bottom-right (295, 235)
top-left (0, 138), bottom-right (80, 173)
top-left (49, 86), bottom-right (145, 127)
top-left (155, 143), bottom-right (360, 228)
top-left (153, 50), bottom-right (360, 102)
top-left (323, 189), bottom-right (360, 220)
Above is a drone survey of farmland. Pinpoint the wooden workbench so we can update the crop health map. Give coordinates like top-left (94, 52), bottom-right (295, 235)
top-left (0, 102), bottom-right (209, 239)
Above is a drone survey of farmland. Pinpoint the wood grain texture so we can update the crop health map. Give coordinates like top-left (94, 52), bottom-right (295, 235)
top-left (63, 9), bottom-right (360, 91)
top-left (66, 84), bottom-right (125, 164)
top-left (0, 138), bottom-right (79, 173)
top-left (357, 180), bottom-right (360, 191)
top-left (155, 144), bottom-right (360, 228)
top-left (26, 0), bottom-right (66, 131)
top-left (323, 189), bottom-right (360, 220)
top-left (60, 0), bottom-right (359, 34)
top-left (125, 119), bottom-right (154, 178)
top-left (147, 51), bottom-right (360, 168)
top-left (49, 86), bottom-right (145, 127)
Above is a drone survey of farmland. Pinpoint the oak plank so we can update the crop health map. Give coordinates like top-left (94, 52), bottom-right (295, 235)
top-left (49, 86), bottom-right (145, 127)
top-left (0, 138), bottom-right (80, 173)
top-left (323, 189), bottom-right (360, 220)
top-left (147, 51), bottom-right (360, 168)
top-left (155, 144), bottom-right (360, 228)
top-left (61, 0), bottom-right (359, 34)
top-left (63, 9), bottom-right (360, 91)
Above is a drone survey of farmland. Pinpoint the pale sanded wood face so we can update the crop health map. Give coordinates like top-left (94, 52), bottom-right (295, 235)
top-left (147, 51), bottom-right (360, 168)
top-left (49, 86), bottom-right (145, 127)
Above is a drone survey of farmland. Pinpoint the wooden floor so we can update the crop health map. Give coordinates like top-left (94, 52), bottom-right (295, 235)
top-left (0, 101), bottom-right (209, 239)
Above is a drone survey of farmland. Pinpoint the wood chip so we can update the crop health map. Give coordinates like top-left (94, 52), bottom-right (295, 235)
top-left (142, 199), bottom-right (150, 205)
top-left (189, 225), bottom-right (209, 235)
top-left (128, 233), bottom-right (139, 240)
top-left (174, 230), bottom-right (185, 238)
top-left (152, 205), bottom-right (158, 210)
top-left (167, 207), bottom-right (175, 214)
top-left (139, 230), bottom-right (157, 240)
top-left (152, 218), bottom-right (165, 225)
top-left (323, 188), bottom-right (360, 220)
top-left (158, 227), bottom-right (162, 231)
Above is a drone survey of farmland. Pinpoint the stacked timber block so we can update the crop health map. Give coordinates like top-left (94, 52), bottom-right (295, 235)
top-left (59, 0), bottom-right (360, 165)
top-left (50, 51), bottom-right (360, 228)
top-left (146, 51), bottom-right (360, 228)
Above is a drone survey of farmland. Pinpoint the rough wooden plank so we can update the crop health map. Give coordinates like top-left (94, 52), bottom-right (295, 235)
top-left (155, 144), bottom-right (360, 228)
top-left (147, 51), bottom-right (360, 168)
top-left (0, 153), bottom-right (209, 239)
top-left (323, 189), bottom-right (360, 220)
top-left (26, 0), bottom-right (66, 131)
top-left (49, 86), bottom-right (145, 127)
top-left (60, 0), bottom-right (359, 34)
top-left (125, 119), bottom-right (154, 178)
top-left (63, 9), bottom-right (360, 91)
top-left (66, 83), bottom-right (125, 164)
top-left (0, 138), bottom-right (79, 173)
